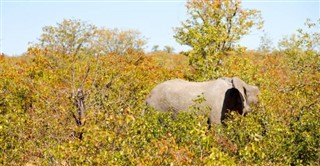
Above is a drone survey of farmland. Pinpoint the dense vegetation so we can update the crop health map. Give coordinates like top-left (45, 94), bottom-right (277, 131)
top-left (1, 45), bottom-right (319, 165)
top-left (174, 0), bottom-right (263, 80)
top-left (1, 0), bottom-right (319, 165)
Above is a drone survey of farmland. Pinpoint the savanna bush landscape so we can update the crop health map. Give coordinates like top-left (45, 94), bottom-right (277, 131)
top-left (1, 0), bottom-right (319, 165)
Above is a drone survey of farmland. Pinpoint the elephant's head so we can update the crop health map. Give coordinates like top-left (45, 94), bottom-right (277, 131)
top-left (221, 77), bottom-right (260, 121)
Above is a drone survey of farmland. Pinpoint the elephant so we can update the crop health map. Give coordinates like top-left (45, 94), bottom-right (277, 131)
top-left (144, 77), bottom-right (260, 125)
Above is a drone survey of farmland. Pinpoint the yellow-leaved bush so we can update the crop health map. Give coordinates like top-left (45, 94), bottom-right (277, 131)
top-left (0, 47), bottom-right (319, 165)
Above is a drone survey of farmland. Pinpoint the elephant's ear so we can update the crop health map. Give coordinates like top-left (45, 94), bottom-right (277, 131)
top-left (231, 77), bottom-right (246, 100)
top-left (232, 77), bottom-right (260, 105)
top-left (221, 88), bottom-right (244, 122)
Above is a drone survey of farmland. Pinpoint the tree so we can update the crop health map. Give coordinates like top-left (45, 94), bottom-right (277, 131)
top-left (34, 19), bottom-right (147, 56)
top-left (152, 45), bottom-right (160, 52)
top-left (93, 28), bottom-right (146, 55)
top-left (163, 45), bottom-right (175, 53)
top-left (174, 0), bottom-right (263, 79)
top-left (278, 18), bottom-right (320, 54)
top-left (258, 32), bottom-right (274, 54)
top-left (36, 18), bottom-right (97, 56)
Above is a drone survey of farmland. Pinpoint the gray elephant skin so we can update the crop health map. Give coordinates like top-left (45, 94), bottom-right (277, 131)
top-left (145, 77), bottom-right (260, 124)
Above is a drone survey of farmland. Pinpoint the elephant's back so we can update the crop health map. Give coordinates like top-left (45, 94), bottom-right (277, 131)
top-left (152, 79), bottom-right (231, 95)
top-left (146, 78), bottom-right (232, 113)
top-left (146, 79), bottom-right (203, 111)
top-left (157, 79), bottom-right (212, 93)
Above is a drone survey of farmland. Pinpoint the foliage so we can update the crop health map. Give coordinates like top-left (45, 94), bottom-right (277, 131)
top-left (146, 51), bottom-right (188, 70)
top-left (1, 43), bottom-right (319, 165)
top-left (151, 45), bottom-right (160, 52)
top-left (93, 28), bottom-right (146, 55)
top-left (278, 18), bottom-right (320, 53)
top-left (34, 19), bottom-right (146, 56)
top-left (174, 0), bottom-right (263, 80)
top-left (36, 18), bottom-right (97, 56)
top-left (1, 18), bottom-right (319, 165)
top-left (258, 32), bottom-right (274, 55)
top-left (163, 45), bottom-right (175, 53)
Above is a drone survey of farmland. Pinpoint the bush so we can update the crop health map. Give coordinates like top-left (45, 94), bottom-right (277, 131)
top-left (0, 46), bottom-right (319, 165)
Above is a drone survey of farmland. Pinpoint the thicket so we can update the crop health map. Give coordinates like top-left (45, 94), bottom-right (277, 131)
top-left (1, 1), bottom-right (319, 164)
top-left (1, 43), bottom-right (319, 165)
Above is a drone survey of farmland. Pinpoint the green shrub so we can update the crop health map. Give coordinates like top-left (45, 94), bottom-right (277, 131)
top-left (0, 46), bottom-right (319, 165)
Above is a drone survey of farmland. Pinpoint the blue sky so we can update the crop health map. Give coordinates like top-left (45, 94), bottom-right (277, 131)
top-left (1, 0), bottom-right (319, 55)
